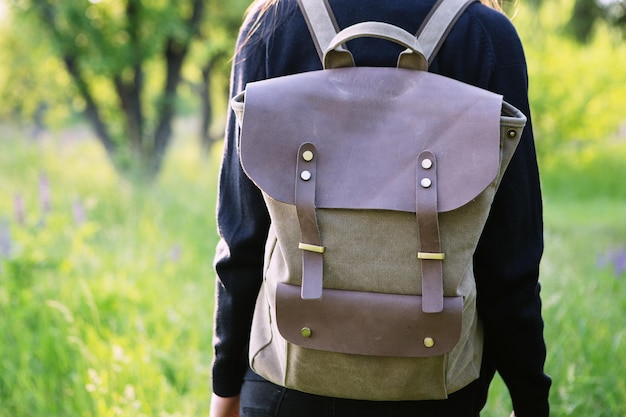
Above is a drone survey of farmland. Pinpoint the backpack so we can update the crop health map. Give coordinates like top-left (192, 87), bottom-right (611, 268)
top-left (231, 0), bottom-right (526, 401)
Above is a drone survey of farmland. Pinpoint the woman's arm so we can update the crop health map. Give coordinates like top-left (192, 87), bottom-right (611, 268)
top-left (211, 7), bottom-right (270, 399)
top-left (474, 32), bottom-right (551, 417)
top-left (209, 393), bottom-right (240, 417)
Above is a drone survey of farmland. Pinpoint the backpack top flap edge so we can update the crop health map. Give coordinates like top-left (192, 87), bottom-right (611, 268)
top-left (238, 66), bottom-right (507, 213)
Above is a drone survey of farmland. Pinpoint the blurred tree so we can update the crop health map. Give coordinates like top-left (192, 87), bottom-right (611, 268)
top-left (193, 0), bottom-right (250, 151)
top-left (0, 11), bottom-right (76, 136)
top-left (528, 0), bottom-right (626, 42)
top-left (3, 0), bottom-right (248, 180)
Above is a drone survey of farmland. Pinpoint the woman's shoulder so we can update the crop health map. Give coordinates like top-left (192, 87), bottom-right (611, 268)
top-left (448, 2), bottom-right (527, 72)
top-left (466, 2), bottom-right (523, 40)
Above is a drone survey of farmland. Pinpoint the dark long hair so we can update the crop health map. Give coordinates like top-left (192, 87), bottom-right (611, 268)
top-left (238, 0), bottom-right (286, 50)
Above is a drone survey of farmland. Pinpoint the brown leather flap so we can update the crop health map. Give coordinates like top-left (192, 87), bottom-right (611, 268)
top-left (238, 67), bottom-right (503, 213)
top-left (276, 282), bottom-right (463, 357)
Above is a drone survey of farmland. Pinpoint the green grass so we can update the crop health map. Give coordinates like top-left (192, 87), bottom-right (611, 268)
top-left (541, 199), bottom-right (626, 416)
top-left (1, 131), bottom-right (625, 416)
top-left (483, 150), bottom-right (626, 416)
top-left (0, 132), bottom-right (221, 416)
top-left (483, 196), bottom-right (626, 417)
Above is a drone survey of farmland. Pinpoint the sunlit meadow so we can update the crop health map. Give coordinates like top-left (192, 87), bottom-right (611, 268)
top-left (1, 0), bottom-right (626, 415)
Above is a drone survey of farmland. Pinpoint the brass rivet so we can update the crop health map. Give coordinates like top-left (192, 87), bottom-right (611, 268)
top-left (301, 327), bottom-right (312, 338)
top-left (302, 150), bottom-right (314, 162)
top-left (424, 337), bottom-right (435, 348)
top-left (507, 129), bottom-right (517, 139)
top-left (300, 170), bottom-right (312, 181)
top-left (420, 178), bottom-right (432, 188)
top-left (421, 158), bottom-right (433, 170)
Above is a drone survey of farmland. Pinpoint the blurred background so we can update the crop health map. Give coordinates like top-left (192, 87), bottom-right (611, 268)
top-left (0, 0), bottom-right (624, 415)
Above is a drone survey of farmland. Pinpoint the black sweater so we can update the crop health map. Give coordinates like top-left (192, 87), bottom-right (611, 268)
top-left (212, 1), bottom-right (551, 416)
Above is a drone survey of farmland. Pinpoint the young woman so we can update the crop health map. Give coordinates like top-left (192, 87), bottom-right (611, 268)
top-left (210, 1), bottom-right (551, 416)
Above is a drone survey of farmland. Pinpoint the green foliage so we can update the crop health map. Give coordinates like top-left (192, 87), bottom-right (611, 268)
top-left (525, 0), bottom-right (626, 42)
top-left (540, 141), bottom-right (626, 200)
top-left (0, 0), bottom-right (625, 415)
top-left (0, 132), bottom-right (221, 416)
top-left (513, 0), bottom-right (626, 162)
top-left (0, 15), bottom-right (76, 128)
top-left (567, 0), bottom-right (603, 42)
top-left (0, 0), bottom-right (249, 180)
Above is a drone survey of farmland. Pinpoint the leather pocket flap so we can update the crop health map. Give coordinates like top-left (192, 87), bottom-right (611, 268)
top-left (275, 282), bottom-right (463, 357)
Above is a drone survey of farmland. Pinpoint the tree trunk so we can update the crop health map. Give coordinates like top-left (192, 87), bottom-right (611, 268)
top-left (151, 39), bottom-right (185, 177)
top-left (31, 0), bottom-right (207, 182)
top-left (115, 0), bottom-right (145, 153)
top-left (151, 0), bottom-right (206, 176)
top-left (64, 56), bottom-right (118, 158)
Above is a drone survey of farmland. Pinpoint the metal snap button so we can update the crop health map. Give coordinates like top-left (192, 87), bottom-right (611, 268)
top-left (302, 150), bottom-right (314, 161)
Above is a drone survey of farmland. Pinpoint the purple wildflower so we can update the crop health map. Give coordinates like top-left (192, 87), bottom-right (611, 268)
top-left (73, 198), bottom-right (86, 225)
top-left (614, 248), bottom-right (626, 277)
top-left (14, 193), bottom-right (25, 226)
top-left (0, 221), bottom-right (11, 259)
top-left (168, 244), bottom-right (182, 262)
top-left (598, 247), bottom-right (626, 278)
top-left (39, 173), bottom-right (52, 214)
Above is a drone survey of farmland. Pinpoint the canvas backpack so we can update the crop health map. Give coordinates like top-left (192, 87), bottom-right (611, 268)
top-left (231, 0), bottom-right (526, 401)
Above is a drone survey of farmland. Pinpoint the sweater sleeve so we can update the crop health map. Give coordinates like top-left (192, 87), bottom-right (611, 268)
top-left (472, 17), bottom-right (551, 417)
top-left (211, 10), bottom-right (270, 398)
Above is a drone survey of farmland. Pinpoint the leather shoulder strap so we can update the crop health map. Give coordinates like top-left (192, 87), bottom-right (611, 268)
top-left (416, 0), bottom-right (477, 65)
top-left (297, 0), bottom-right (477, 66)
top-left (296, 0), bottom-right (340, 61)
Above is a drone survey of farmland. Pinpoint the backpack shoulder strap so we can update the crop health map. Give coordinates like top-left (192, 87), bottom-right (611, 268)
top-left (297, 0), bottom-right (477, 66)
top-left (416, 0), bottom-right (477, 65)
top-left (296, 0), bottom-right (341, 61)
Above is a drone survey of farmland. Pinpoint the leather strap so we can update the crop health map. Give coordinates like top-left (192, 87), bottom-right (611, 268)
top-left (295, 143), bottom-right (324, 300)
top-left (416, 151), bottom-right (444, 313)
top-left (295, 0), bottom-right (474, 306)
top-left (324, 22), bottom-right (427, 70)
top-left (416, 0), bottom-right (477, 65)
top-left (297, 0), bottom-right (477, 68)
top-left (296, 0), bottom-right (352, 65)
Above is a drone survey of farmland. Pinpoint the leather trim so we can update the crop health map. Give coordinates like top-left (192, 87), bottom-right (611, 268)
top-left (295, 143), bottom-right (324, 300)
top-left (297, 0), bottom-right (353, 66)
top-left (324, 22), bottom-right (427, 70)
top-left (416, 0), bottom-right (478, 64)
top-left (297, 0), bottom-right (477, 68)
top-left (275, 282), bottom-right (463, 357)
top-left (416, 151), bottom-right (444, 313)
top-left (238, 67), bottom-right (505, 214)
